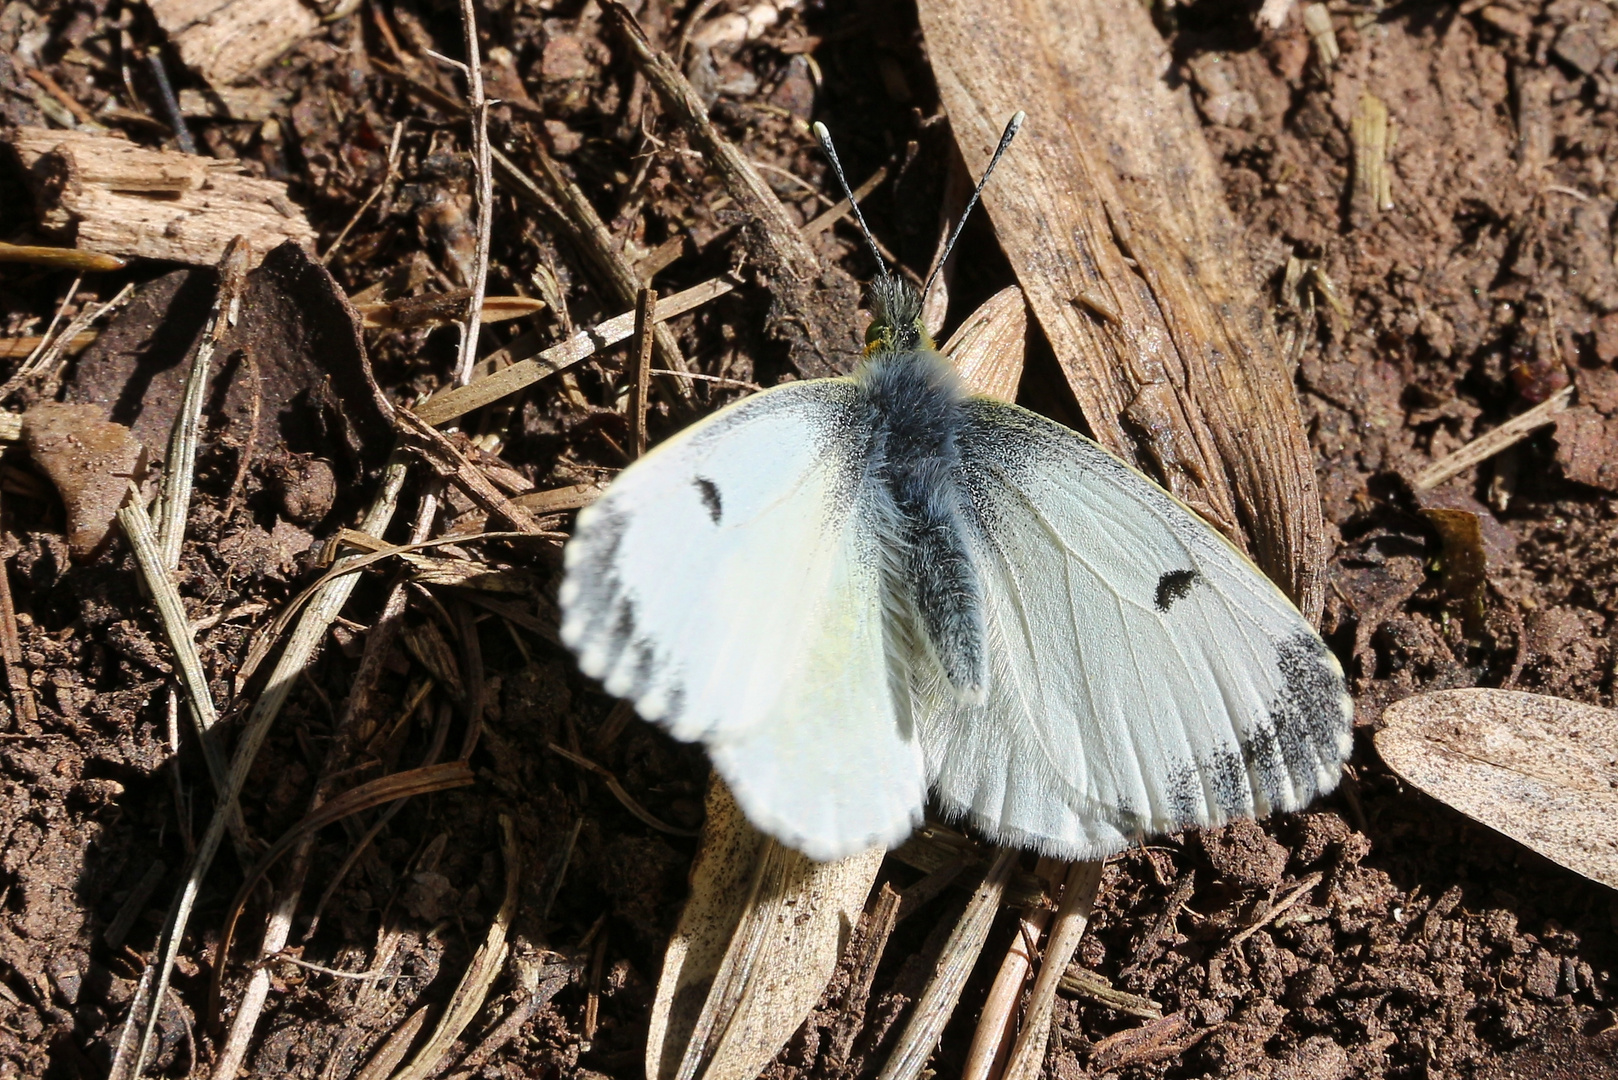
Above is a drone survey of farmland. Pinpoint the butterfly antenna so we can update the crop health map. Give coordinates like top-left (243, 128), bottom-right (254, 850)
top-left (812, 121), bottom-right (890, 278)
top-left (921, 111), bottom-right (1026, 303)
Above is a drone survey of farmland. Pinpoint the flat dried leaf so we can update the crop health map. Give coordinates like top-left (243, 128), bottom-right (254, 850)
top-left (647, 780), bottom-right (882, 1080)
top-left (22, 402), bottom-right (147, 560)
top-left (1376, 689), bottom-right (1618, 890)
top-left (916, 0), bottom-right (1329, 619)
top-left (941, 285), bottom-right (1028, 402)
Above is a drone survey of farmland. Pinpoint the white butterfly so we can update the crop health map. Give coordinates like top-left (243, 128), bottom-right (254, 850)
top-left (559, 119), bottom-right (1353, 862)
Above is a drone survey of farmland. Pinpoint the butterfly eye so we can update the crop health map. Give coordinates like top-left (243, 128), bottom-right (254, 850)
top-left (865, 322), bottom-right (887, 346)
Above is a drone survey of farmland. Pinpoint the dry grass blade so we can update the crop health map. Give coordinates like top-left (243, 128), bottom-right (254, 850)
top-left (116, 496), bottom-right (236, 811)
top-left (647, 783), bottom-right (768, 1080)
top-left (127, 452), bottom-right (411, 1078)
top-left (208, 761), bottom-right (476, 1027)
top-left (415, 277), bottom-right (733, 426)
top-left (356, 293), bottom-right (547, 330)
top-left (651, 777), bottom-right (887, 1080)
top-left (153, 237), bottom-right (252, 570)
top-left (0, 240), bottom-right (127, 271)
top-left (1002, 860), bottom-right (1103, 1080)
top-left (1376, 689), bottom-right (1618, 890)
top-left (671, 834), bottom-right (883, 1080)
top-left (941, 284), bottom-right (1028, 403)
top-left (389, 813), bottom-right (521, 1080)
top-left (547, 742), bottom-right (698, 837)
top-left (492, 145), bottom-right (693, 396)
top-left (877, 847), bottom-right (1018, 1080)
top-left (1412, 384), bottom-right (1574, 491)
top-left (916, 0), bottom-right (1330, 620)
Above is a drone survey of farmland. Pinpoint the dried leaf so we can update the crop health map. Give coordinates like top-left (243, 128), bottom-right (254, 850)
top-left (941, 285), bottom-right (1027, 402)
top-left (646, 780), bottom-right (881, 1080)
top-left (1376, 689), bottom-right (1618, 890)
top-left (1419, 508), bottom-right (1487, 632)
top-left (22, 402), bottom-right (147, 560)
top-left (916, 0), bottom-right (1329, 620)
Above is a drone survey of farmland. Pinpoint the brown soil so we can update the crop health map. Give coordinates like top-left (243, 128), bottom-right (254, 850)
top-left (1, 0), bottom-right (1616, 1078)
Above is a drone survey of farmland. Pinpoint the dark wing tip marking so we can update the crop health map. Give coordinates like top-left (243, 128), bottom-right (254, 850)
top-left (1154, 568), bottom-right (1202, 612)
top-left (694, 477), bottom-right (723, 524)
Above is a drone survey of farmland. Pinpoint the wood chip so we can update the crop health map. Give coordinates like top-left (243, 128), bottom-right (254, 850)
top-left (147, 0), bottom-right (321, 87)
top-left (1376, 689), bottom-right (1618, 891)
top-left (916, 0), bottom-right (1330, 621)
top-left (9, 127), bottom-right (316, 266)
top-left (1351, 91), bottom-right (1395, 226)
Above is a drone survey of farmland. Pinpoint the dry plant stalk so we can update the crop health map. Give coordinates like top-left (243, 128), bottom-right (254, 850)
top-left (917, 0), bottom-right (1331, 621)
top-left (9, 128), bottom-right (316, 265)
top-left (416, 278), bottom-right (734, 427)
top-left (1001, 860), bottom-right (1104, 1080)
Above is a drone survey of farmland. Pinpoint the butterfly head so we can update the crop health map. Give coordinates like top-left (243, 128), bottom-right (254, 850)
top-left (864, 273), bottom-right (933, 356)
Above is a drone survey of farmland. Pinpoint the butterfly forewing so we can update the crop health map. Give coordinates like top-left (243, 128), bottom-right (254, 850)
top-left (560, 381), bottom-right (928, 859)
top-left (918, 398), bottom-right (1354, 860)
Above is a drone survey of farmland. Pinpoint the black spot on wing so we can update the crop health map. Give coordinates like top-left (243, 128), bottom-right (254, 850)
top-left (694, 476), bottom-right (722, 524)
top-left (1268, 632), bottom-right (1352, 782)
top-left (1154, 569), bottom-right (1202, 612)
top-left (1208, 748), bottom-right (1250, 818)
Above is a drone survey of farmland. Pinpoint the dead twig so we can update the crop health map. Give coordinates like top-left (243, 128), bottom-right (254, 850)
top-left (1228, 871), bottom-right (1324, 947)
top-left (1002, 860), bottom-right (1105, 1080)
top-left (396, 410), bottom-right (549, 534)
top-left (629, 288), bottom-right (657, 457)
top-left (415, 276), bottom-right (733, 426)
top-left (1412, 385), bottom-right (1575, 491)
top-left (1057, 965), bottom-right (1162, 1019)
top-left (877, 848), bottom-right (1018, 1080)
top-left (823, 885), bottom-right (903, 1070)
top-left (453, 0), bottom-right (493, 387)
top-left (963, 905), bottom-right (1050, 1080)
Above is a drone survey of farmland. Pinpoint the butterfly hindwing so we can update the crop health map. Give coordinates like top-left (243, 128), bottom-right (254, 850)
top-left (918, 397), bottom-right (1353, 859)
top-left (560, 381), bottom-right (927, 860)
